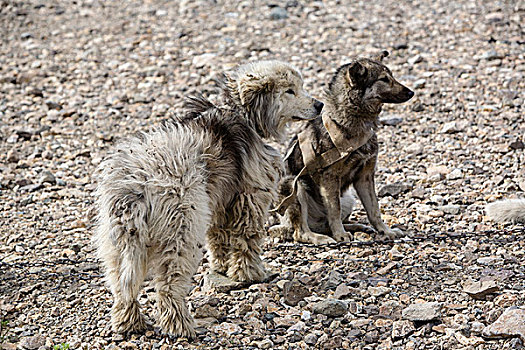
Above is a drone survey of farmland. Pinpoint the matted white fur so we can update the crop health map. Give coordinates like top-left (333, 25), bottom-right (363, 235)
top-left (486, 199), bottom-right (525, 223)
top-left (93, 60), bottom-right (323, 339)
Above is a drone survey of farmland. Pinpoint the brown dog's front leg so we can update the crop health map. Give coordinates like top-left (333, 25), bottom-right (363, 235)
top-left (354, 174), bottom-right (402, 240)
top-left (319, 176), bottom-right (351, 242)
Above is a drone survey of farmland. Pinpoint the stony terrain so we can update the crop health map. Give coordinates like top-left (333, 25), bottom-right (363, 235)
top-left (1, 0), bottom-right (524, 349)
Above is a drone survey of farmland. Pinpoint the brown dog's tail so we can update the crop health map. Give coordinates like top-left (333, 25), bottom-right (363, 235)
top-left (486, 199), bottom-right (525, 224)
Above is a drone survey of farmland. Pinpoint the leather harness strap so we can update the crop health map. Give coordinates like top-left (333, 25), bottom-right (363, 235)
top-left (271, 115), bottom-right (374, 215)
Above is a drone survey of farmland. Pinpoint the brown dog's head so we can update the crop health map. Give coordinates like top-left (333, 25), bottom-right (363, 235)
top-left (328, 51), bottom-right (414, 116)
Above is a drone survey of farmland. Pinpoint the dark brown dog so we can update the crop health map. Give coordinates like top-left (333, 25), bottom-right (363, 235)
top-left (271, 51), bottom-right (414, 244)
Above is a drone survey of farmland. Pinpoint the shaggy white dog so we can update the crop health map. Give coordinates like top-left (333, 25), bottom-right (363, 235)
top-left (94, 60), bottom-right (323, 338)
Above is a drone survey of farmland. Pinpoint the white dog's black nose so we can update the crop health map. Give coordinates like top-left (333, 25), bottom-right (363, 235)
top-left (314, 101), bottom-right (324, 114)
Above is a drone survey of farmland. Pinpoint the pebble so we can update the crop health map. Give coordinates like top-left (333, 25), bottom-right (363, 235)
top-left (379, 114), bottom-right (403, 126)
top-left (408, 55), bottom-right (423, 65)
top-left (269, 7), bottom-right (288, 20)
top-left (282, 280), bottom-right (311, 306)
top-left (213, 322), bottom-right (242, 336)
top-left (312, 299), bottom-right (348, 317)
top-left (392, 320), bottom-right (415, 339)
top-left (378, 182), bottom-right (412, 197)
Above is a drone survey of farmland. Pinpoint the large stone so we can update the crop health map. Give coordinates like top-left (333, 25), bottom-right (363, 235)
top-left (482, 307), bottom-right (525, 341)
top-left (402, 302), bottom-right (442, 322)
top-left (312, 299), bottom-right (348, 317)
top-left (463, 279), bottom-right (499, 299)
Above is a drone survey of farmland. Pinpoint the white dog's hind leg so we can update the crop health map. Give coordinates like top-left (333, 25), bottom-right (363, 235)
top-left (96, 219), bottom-right (149, 334)
top-left (207, 228), bottom-right (231, 274)
top-left (153, 241), bottom-right (202, 339)
top-left (226, 192), bottom-right (270, 283)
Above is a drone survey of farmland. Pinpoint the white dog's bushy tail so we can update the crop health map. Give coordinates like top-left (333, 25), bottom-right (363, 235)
top-left (486, 199), bottom-right (525, 224)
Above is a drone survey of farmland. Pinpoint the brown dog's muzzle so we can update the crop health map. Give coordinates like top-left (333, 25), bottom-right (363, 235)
top-left (382, 85), bottom-right (414, 104)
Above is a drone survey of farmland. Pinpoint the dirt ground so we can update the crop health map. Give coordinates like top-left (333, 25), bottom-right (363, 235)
top-left (1, 0), bottom-right (524, 349)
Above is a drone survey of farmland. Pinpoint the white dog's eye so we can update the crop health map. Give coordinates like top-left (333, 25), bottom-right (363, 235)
top-left (285, 89), bottom-right (295, 95)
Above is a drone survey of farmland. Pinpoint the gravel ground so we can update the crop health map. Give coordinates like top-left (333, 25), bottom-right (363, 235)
top-left (1, 0), bottom-right (524, 349)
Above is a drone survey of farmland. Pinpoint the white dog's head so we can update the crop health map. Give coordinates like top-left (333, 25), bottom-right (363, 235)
top-left (222, 60), bottom-right (323, 140)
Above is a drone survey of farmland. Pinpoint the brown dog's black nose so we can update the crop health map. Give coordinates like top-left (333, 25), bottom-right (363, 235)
top-left (314, 101), bottom-right (324, 114)
top-left (407, 90), bottom-right (414, 98)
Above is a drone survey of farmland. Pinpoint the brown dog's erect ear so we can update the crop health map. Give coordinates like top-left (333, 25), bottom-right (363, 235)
top-left (345, 61), bottom-right (367, 87)
top-left (238, 74), bottom-right (273, 107)
top-left (374, 50), bottom-right (389, 62)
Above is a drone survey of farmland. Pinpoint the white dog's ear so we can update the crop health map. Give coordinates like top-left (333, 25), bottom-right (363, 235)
top-left (238, 74), bottom-right (274, 107)
top-left (345, 61), bottom-right (367, 87)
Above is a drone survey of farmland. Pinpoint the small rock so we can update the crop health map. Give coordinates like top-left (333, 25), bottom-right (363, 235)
top-left (454, 332), bottom-right (485, 346)
top-left (21, 32), bottom-right (33, 40)
top-left (368, 286), bottom-right (391, 297)
top-left (441, 121), bottom-right (460, 133)
top-left (213, 322), bottom-right (242, 336)
top-left (377, 262), bottom-right (397, 275)
top-left (426, 165), bottom-right (449, 177)
top-left (45, 100), bottom-right (62, 110)
top-left (379, 115), bottom-right (403, 126)
top-left (388, 246), bottom-right (405, 260)
top-left (482, 307), bottom-right (525, 341)
top-left (333, 283), bottom-right (353, 299)
top-left (304, 333), bottom-right (318, 345)
top-left (202, 270), bottom-right (245, 293)
top-left (312, 299), bottom-right (348, 317)
top-left (440, 205), bottom-right (461, 215)
top-left (378, 182), bottom-right (412, 197)
top-left (402, 302), bottom-right (441, 322)
top-left (408, 55), bottom-right (423, 65)
top-left (269, 7), bottom-right (288, 20)
top-left (477, 257), bottom-right (503, 265)
top-left (253, 339), bottom-right (273, 349)
top-left (447, 169), bottom-right (463, 180)
top-left (321, 335), bottom-right (342, 349)
top-left (392, 320), bottom-right (415, 339)
top-left (411, 102), bottom-right (424, 112)
top-left (192, 53), bottom-right (216, 68)
top-left (463, 279), bottom-right (499, 299)
top-left (282, 280), bottom-right (311, 306)
top-left (480, 50), bottom-right (503, 61)
top-left (27, 87), bottom-right (43, 97)
top-left (494, 293), bottom-right (518, 308)
top-left (39, 171), bottom-right (56, 185)
top-left (413, 79), bottom-right (426, 89)
top-left (509, 140), bottom-right (524, 150)
top-left (324, 270), bottom-right (343, 289)
top-left (471, 321), bottom-right (485, 333)
top-left (20, 334), bottom-right (45, 350)
top-left (7, 148), bottom-right (19, 163)
top-left (405, 143), bottom-right (424, 155)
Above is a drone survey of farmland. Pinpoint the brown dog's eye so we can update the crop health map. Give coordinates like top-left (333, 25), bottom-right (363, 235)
top-left (379, 77), bottom-right (389, 83)
top-left (285, 89), bottom-right (295, 95)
